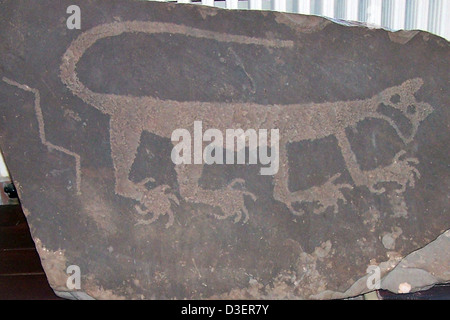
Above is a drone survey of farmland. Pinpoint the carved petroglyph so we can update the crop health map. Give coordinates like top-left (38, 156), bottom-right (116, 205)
top-left (59, 21), bottom-right (434, 227)
top-left (357, 150), bottom-right (421, 195)
top-left (285, 173), bottom-right (352, 215)
top-left (2, 77), bottom-right (82, 195)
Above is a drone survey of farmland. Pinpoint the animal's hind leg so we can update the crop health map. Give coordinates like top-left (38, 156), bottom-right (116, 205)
top-left (273, 143), bottom-right (298, 212)
top-left (175, 163), bottom-right (255, 223)
top-left (335, 130), bottom-right (367, 188)
top-left (273, 141), bottom-right (351, 215)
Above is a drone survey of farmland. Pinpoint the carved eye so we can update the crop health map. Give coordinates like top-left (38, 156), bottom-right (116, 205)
top-left (407, 105), bottom-right (416, 114)
top-left (390, 94), bottom-right (401, 104)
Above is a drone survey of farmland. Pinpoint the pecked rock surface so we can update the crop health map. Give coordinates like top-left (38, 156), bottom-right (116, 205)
top-left (0, 0), bottom-right (448, 299)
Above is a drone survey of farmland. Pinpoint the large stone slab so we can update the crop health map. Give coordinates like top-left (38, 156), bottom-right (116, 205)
top-left (0, 0), bottom-right (449, 299)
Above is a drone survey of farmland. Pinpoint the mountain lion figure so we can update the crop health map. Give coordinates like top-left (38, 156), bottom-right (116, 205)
top-left (60, 21), bottom-right (434, 228)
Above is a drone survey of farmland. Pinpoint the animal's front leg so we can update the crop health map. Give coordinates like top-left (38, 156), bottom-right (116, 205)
top-left (335, 129), bottom-right (420, 195)
top-left (273, 143), bottom-right (300, 212)
top-left (175, 163), bottom-right (255, 223)
top-left (109, 119), bottom-right (178, 228)
top-left (335, 130), bottom-right (366, 187)
top-left (364, 150), bottom-right (421, 195)
top-left (273, 142), bottom-right (351, 215)
top-left (290, 174), bottom-right (352, 214)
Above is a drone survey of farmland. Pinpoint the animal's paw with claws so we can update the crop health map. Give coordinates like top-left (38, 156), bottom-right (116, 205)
top-left (211, 179), bottom-right (256, 224)
top-left (135, 183), bottom-right (179, 228)
top-left (287, 173), bottom-right (352, 215)
top-left (366, 150), bottom-right (421, 195)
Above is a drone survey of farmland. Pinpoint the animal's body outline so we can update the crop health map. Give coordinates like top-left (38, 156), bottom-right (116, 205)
top-left (60, 21), bottom-right (434, 228)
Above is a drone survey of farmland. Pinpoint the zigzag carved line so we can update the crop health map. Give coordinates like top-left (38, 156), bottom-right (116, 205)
top-left (3, 77), bottom-right (81, 195)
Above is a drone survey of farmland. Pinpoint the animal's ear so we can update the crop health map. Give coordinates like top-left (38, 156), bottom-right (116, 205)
top-left (401, 78), bottom-right (424, 93)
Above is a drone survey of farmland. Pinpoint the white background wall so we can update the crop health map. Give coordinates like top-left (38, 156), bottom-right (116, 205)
top-left (0, 155), bottom-right (8, 180)
top-left (151, 0), bottom-right (450, 40)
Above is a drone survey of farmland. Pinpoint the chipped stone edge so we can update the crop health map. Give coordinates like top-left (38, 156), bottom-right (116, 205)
top-left (312, 229), bottom-right (450, 299)
top-left (54, 290), bottom-right (96, 300)
top-left (380, 229), bottom-right (450, 294)
top-left (274, 12), bottom-right (332, 33)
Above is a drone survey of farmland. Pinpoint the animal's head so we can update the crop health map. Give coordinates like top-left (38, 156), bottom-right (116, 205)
top-left (375, 78), bottom-right (434, 144)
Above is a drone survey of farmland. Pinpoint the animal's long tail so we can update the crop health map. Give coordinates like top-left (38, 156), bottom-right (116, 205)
top-left (60, 21), bottom-right (294, 116)
top-left (59, 23), bottom-right (123, 116)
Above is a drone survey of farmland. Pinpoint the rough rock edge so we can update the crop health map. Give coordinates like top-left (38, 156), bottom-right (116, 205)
top-left (380, 229), bottom-right (450, 294)
top-left (313, 229), bottom-right (450, 299)
top-left (5, 1), bottom-right (449, 300)
top-left (50, 230), bottom-right (449, 299)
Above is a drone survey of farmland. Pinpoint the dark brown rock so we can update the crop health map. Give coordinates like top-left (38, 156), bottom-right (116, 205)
top-left (0, 0), bottom-right (448, 299)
